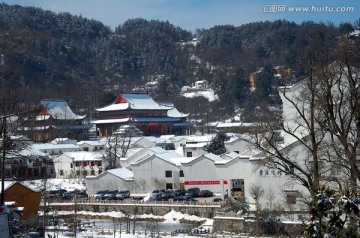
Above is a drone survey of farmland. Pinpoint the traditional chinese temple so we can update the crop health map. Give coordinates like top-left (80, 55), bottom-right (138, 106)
top-left (92, 93), bottom-right (192, 137)
top-left (27, 99), bottom-right (90, 142)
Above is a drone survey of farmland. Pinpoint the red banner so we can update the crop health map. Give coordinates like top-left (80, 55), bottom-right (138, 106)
top-left (184, 180), bottom-right (228, 185)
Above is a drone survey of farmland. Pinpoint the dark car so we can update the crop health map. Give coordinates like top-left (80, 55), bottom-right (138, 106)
top-left (75, 192), bottom-right (88, 199)
top-left (116, 190), bottom-right (130, 199)
top-left (105, 194), bottom-right (123, 201)
top-left (132, 196), bottom-right (144, 201)
top-left (199, 190), bottom-right (213, 197)
top-left (161, 191), bottom-right (173, 200)
top-left (95, 190), bottom-right (108, 200)
top-left (185, 187), bottom-right (200, 198)
top-left (173, 196), bottom-right (198, 203)
top-left (61, 192), bottom-right (73, 200)
top-left (173, 189), bottom-right (186, 197)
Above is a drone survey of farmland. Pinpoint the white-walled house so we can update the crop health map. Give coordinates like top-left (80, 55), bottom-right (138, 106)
top-left (224, 137), bottom-right (253, 154)
top-left (129, 151), bottom-right (192, 192)
top-left (181, 152), bottom-right (309, 208)
top-left (32, 143), bottom-right (80, 156)
top-left (53, 151), bottom-right (103, 178)
top-left (77, 140), bottom-right (105, 152)
top-left (86, 167), bottom-right (135, 194)
top-left (120, 146), bottom-right (168, 168)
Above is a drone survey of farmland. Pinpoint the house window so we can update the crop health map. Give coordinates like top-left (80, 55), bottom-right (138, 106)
top-left (82, 170), bottom-right (87, 176)
top-left (186, 152), bottom-right (192, 157)
top-left (91, 170), bottom-right (95, 175)
top-left (91, 161), bottom-right (95, 166)
top-left (98, 161), bottom-right (102, 167)
top-left (59, 170), bottom-right (64, 176)
top-left (165, 171), bottom-right (172, 178)
top-left (166, 183), bottom-right (173, 190)
top-left (284, 190), bottom-right (299, 205)
top-left (98, 169), bottom-right (102, 174)
top-left (76, 170), bottom-right (80, 176)
top-left (75, 162), bottom-right (80, 167)
top-left (83, 147), bottom-right (89, 151)
top-left (71, 163), bottom-right (73, 168)
top-left (179, 170), bottom-right (184, 177)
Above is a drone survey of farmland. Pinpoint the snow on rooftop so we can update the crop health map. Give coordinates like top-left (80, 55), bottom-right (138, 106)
top-left (62, 151), bottom-right (103, 161)
top-left (106, 167), bottom-right (134, 180)
top-left (32, 143), bottom-right (79, 150)
top-left (96, 93), bottom-right (170, 112)
top-left (41, 99), bottom-right (85, 120)
top-left (167, 107), bottom-right (189, 118)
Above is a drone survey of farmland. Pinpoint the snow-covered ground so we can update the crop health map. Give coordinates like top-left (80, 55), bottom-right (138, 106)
top-left (182, 90), bottom-right (218, 102)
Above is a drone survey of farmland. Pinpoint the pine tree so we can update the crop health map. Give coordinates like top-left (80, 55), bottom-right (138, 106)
top-left (205, 131), bottom-right (227, 155)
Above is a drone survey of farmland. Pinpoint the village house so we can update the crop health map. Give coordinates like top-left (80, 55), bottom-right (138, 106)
top-left (1, 181), bottom-right (42, 218)
top-left (86, 167), bottom-right (135, 194)
top-left (5, 146), bottom-right (53, 179)
top-left (32, 143), bottom-right (80, 156)
top-left (77, 140), bottom-right (105, 152)
top-left (129, 151), bottom-right (192, 191)
top-left (53, 151), bottom-right (103, 178)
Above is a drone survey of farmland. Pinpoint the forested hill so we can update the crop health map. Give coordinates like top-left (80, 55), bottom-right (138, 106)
top-left (0, 3), bottom-right (356, 121)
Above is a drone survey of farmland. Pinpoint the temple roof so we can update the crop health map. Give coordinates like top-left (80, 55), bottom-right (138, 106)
top-left (96, 93), bottom-right (171, 112)
top-left (38, 99), bottom-right (85, 120)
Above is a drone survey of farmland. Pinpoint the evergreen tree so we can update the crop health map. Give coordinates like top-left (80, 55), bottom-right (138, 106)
top-left (204, 131), bottom-right (227, 155)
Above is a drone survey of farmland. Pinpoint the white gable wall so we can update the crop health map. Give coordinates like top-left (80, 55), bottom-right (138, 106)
top-left (86, 172), bottom-right (136, 195)
top-left (131, 156), bottom-right (181, 192)
top-left (53, 154), bottom-right (73, 178)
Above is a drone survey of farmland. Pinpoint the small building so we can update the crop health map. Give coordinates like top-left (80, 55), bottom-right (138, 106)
top-left (53, 151), bottom-right (103, 178)
top-left (86, 168), bottom-right (135, 194)
top-left (130, 151), bottom-right (192, 191)
top-left (1, 181), bottom-right (42, 218)
top-left (5, 147), bottom-right (54, 179)
top-left (32, 143), bottom-right (80, 156)
top-left (77, 140), bottom-right (105, 152)
top-left (194, 80), bottom-right (209, 90)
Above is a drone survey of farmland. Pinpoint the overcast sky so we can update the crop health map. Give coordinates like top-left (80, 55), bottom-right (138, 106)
top-left (4, 0), bottom-right (360, 32)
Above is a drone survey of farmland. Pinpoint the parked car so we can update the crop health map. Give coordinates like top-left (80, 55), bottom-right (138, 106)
top-left (161, 190), bottom-right (173, 200)
top-left (213, 198), bottom-right (223, 203)
top-left (173, 196), bottom-right (198, 203)
top-left (102, 190), bottom-right (118, 200)
top-left (198, 190), bottom-right (213, 197)
top-left (75, 192), bottom-right (88, 199)
top-left (132, 196), bottom-right (144, 201)
top-left (148, 194), bottom-right (162, 201)
top-left (105, 194), bottom-right (123, 201)
top-left (116, 190), bottom-right (130, 199)
top-left (185, 187), bottom-right (200, 198)
top-left (173, 189), bottom-right (186, 197)
top-left (61, 192), bottom-right (73, 200)
top-left (95, 190), bottom-right (108, 200)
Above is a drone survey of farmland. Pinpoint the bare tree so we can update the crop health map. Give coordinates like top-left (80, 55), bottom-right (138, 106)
top-left (102, 124), bottom-right (142, 170)
top-left (255, 34), bottom-right (360, 237)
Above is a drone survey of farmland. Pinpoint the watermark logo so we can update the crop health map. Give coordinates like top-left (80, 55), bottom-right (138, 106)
top-left (262, 4), bottom-right (354, 13)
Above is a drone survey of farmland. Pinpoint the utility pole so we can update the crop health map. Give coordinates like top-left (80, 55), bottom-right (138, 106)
top-left (1, 116), bottom-right (6, 206)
